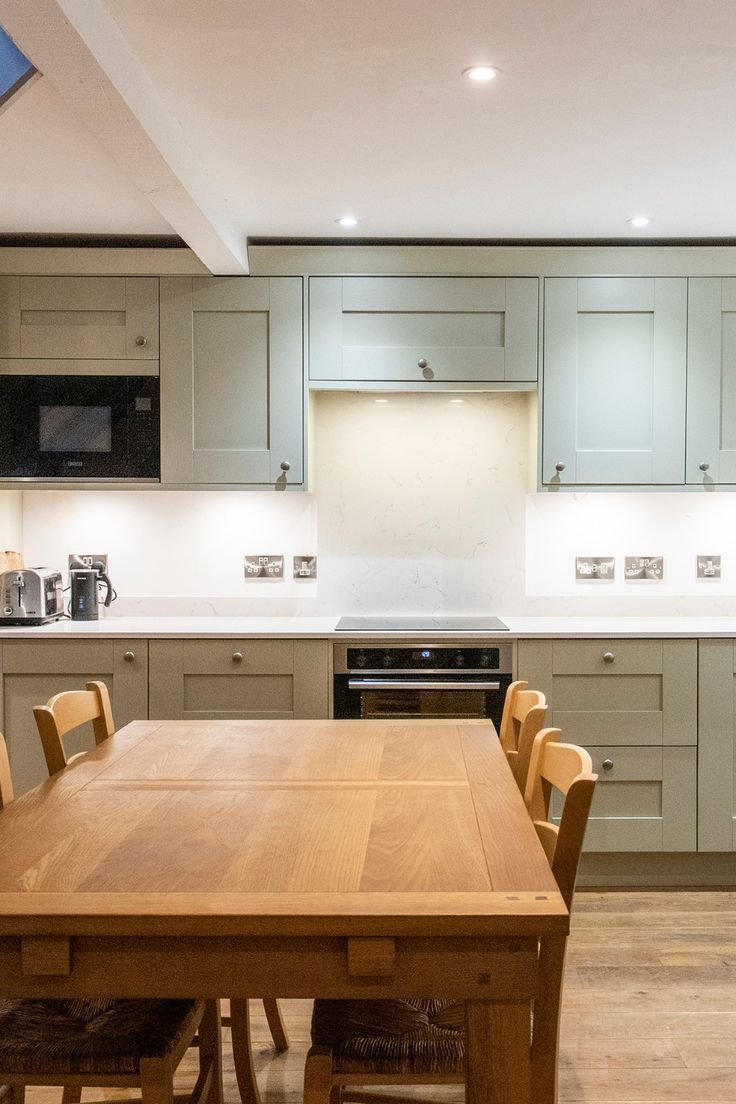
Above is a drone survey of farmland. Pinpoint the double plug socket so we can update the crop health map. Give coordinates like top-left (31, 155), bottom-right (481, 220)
top-left (68, 554), bottom-right (109, 572)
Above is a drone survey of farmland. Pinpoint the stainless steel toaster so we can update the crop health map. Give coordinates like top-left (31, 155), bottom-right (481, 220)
top-left (0, 568), bottom-right (64, 625)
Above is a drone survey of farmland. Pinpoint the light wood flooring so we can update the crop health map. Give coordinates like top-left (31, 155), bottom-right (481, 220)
top-left (25, 890), bottom-right (736, 1104)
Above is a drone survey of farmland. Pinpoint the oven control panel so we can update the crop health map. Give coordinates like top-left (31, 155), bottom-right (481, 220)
top-left (339, 645), bottom-right (509, 673)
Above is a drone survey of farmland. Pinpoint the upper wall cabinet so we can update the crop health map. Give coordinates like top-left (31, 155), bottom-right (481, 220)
top-left (542, 277), bottom-right (687, 485)
top-left (160, 277), bottom-right (304, 486)
top-left (0, 276), bottom-right (159, 373)
top-left (686, 278), bottom-right (736, 484)
top-left (309, 276), bottom-right (538, 387)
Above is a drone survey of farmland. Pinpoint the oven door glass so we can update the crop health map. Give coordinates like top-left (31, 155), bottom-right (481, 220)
top-left (359, 687), bottom-right (489, 720)
top-left (0, 376), bottom-right (159, 479)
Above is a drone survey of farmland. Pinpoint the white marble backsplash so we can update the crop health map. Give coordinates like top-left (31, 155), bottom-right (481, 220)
top-left (313, 391), bottom-right (528, 613)
top-left (7, 390), bottom-right (736, 616)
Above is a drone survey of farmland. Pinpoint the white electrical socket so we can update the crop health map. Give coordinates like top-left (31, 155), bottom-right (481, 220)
top-left (68, 554), bottom-right (108, 572)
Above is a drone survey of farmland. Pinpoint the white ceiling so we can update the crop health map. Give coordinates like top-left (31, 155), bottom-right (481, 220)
top-left (0, 75), bottom-right (171, 235)
top-left (3, 0), bottom-right (736, 242)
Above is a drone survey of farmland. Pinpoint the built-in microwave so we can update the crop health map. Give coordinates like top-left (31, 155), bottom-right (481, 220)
top-left (0, 375), bottom-right (160, 481)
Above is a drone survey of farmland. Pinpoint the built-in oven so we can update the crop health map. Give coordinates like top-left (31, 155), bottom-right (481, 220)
top-left (0, 375), bottom-right (159, 481)
top-left (333, 641), bottom-right (514, 728)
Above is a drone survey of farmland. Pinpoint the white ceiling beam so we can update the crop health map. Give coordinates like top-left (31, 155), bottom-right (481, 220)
top-left (0, 0), bottom-right (248, 273)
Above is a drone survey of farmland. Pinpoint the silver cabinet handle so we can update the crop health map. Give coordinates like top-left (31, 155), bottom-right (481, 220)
top-left (347, 679), bottom-right (501, 691)
top-left (699, 461), bottom-right (710, 472)
top-left (123, 650), bottom-right (135, 663)
top-left (232, 651), bottom-right (244, 664)
top-left (417, 358), bottom-right (428, 369)
top-left (135, 335), bottom-right (148, 347)
top-left (280, 461), bottom-right (290, 472)
top-left (603, 652), bottom-right (615, 664)
top-left (602, 758), bottom-right (614, 772)
top-left (555, 462), bottom-right (565, 473)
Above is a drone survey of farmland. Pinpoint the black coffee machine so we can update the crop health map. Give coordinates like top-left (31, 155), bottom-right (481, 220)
top-left (69, 558), bottom-right (114, 621)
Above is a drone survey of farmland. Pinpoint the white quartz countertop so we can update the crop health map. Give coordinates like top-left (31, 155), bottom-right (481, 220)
top-left (5, 615), bottom-right (736, 638)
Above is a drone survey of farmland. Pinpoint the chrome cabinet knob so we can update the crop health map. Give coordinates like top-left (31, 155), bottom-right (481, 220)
top-left (232, 651), bottom-right (244, 664)
top-left (280, 461), bottom-right (290, 472)
top-left (555, 462), bottom-right (565, 473)
top-left (417, 358), bottom-right (428, 369)
top-left (602, 758), bottom-right (614, 772)
top-left (123, 651), bottom-right (135, 662)
top-left (699, 461), bottom-right (710, 472)
top-left (134, 335), bottom-right (148, 347)
top-left (603, 651), bottom-right (615, 664)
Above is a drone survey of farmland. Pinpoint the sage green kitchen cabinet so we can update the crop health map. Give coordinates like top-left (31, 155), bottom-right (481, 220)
top-left (518, 638), bottom-right (697, 851)
top-left (0, 276), bottom-right (159, 372)
top-left (697, 638), bottom-right (736, 850)
top-left (309, 276), bottom-right (538, 385)
top-left (0, 639), bottom-right (148, 796)
top-left (148, 639), bottom-right (329, 721)
top-left (542, 277), bottom-right (687, 485)
top-left (686, 278), bottom-right (736, 484)
top-left (160, 277), bottom-right (304, 485)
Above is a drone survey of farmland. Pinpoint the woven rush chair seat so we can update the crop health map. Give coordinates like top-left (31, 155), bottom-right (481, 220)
top-left (311, 999), bottom-right (464, 1075)
top-left (0, 997), bottom-right (199, 1075)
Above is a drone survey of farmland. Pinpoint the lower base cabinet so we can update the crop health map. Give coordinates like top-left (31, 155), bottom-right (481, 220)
top-left (698, 638), bottom-right (736, 851)
top-left (518, 638), bottom-right (698, 852)
top-left (0, 640), bottom-right (148, 796)
top-left (149, 639), bottom-right (330, 720)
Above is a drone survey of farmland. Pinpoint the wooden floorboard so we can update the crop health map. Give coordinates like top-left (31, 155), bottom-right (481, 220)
top-left (23, 890), bottom-right (736, 1104)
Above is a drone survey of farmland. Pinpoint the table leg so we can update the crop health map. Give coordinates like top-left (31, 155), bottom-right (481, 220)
top-left (465, 999), bottom-right (532, 1104)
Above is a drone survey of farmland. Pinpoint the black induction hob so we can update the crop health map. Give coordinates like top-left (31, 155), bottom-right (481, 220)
top-left (334, 616), bottom-right (509, 632)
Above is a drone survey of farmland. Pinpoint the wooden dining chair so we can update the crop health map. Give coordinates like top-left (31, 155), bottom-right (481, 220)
top-left (31, 685), bottom-right (290, 1104)
top-left (303, 732), bottom-right (597, 1104)
top-left (498, 681), bottom-right (548, 791)
top-left (0, 731), bottom-right (223, 1104)
top-left (33, 681), bottom-right (115, 776)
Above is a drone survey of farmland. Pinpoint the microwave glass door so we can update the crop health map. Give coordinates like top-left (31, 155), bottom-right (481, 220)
top-left (0, 376), bottom-right (159, 480)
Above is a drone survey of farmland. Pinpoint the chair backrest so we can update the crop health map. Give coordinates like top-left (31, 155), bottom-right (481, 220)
top-left (0, 731), bottom-right (13, 808)
top-left (524, 730), bottom-right (597, 1098)
top-left (33, 681), bottom-right (115, 777)
top-left (499, 683), bottom-right (547, 791)
top-left (524, 728), bottom-right (597, 909)
top-left (498, 680), bottom-right (527, 748)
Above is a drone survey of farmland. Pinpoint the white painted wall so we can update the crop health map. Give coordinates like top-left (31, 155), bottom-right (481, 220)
top-left (14, 392), bottom-right (736, 616)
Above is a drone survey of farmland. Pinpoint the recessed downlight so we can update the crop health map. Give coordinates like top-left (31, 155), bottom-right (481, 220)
top-left (374, 398), bottom-right (389, 404)
top-left (627, 215), bottom-right (652, 228)
top-left (462, 65), bottom-right (499, 82)
top-left (335, 215), bottom-right (360, 228)
top-left (450, 398), bottom-right (465, 404)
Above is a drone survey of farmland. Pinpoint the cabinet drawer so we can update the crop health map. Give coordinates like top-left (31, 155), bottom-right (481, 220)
top-left (518, 639), bottom-right (696, 747)
top-left (148, 639), bottom-right (329, 722)
top-left (1, 641), bottom-right (116, 674)
top-left (180, 640), bottom-right (294, 675)
top-left (554, 745), bottom-right (696, 852)
top-left (551, 639), bottom-right (663, 674)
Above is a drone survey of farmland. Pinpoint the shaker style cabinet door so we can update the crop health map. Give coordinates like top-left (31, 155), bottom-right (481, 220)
top-left (0, 640), bottom-right (148, 796)
top-left (686, 278), bottom-right (736, 483)
top-left (542, 277), bottom-right (687, 485)
top-left (148, 639), bottom-right (330, 720)
top-left (0, 276), bottom-right (159, 372)
top-left (160, 277), bottom-right (303, 485)
top-left (309, 276), bottom-right (538, 384)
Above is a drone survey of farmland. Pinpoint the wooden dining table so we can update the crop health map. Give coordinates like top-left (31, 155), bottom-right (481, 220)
top-left (0, 718), bottom-right (568, 1104)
